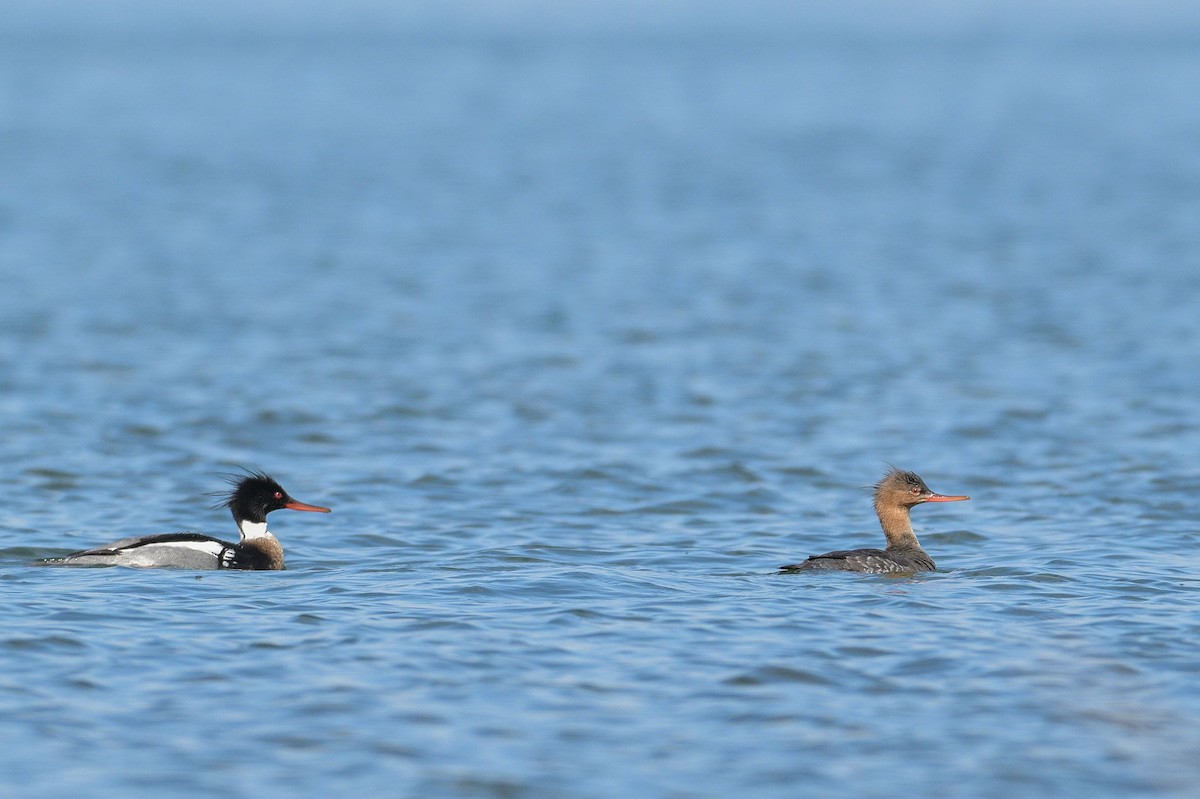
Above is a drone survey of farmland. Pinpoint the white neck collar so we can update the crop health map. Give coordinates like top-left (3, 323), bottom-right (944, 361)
top-left (238, 520), bottom-right (271, 541)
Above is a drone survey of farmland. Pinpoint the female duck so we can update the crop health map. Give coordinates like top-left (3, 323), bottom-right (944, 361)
top-left (781, 468), bottom-right (968, 574)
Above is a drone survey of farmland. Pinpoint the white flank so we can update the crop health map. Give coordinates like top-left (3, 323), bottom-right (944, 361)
top-left (121, 541), bottom-right (226, 568)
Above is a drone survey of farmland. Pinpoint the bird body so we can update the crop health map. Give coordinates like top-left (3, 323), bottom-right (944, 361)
top-left (37, 472), bottom-right (330, 570)
top-left (780, 468), bottom-right (968, 575)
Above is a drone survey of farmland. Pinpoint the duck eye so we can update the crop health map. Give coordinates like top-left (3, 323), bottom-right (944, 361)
top-left (910, 487), bottom-right (921, 495)
top-left (274, 491), bottom-right (283, 499)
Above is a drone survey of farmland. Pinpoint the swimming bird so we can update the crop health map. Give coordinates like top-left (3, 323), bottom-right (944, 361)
top-left (38, 472), bottom-right (330, 570)
top-left (779, 468), bottom-right (968, 574)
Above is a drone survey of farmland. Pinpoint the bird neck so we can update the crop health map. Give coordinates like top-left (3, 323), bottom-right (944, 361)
top-left (876, 503), bottom-right (923, 550)
top-left (237, 519), bottom-right (272, 542)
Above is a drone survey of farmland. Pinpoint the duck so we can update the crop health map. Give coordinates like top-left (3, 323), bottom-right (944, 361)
top-left (38, 472), bottom-right (330, 570)
top-left (780, 468), bottom-right (968, 574)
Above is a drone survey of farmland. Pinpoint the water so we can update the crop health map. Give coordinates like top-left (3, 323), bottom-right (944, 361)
top-left (3, 18), bottom-right (1200, 799)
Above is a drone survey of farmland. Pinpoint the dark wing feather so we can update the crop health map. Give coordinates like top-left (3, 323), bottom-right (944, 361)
top-left (67, 532), bottom-right (233, 556)
top-left (780, 547), bottom-right (932, 574)
top-left (780, 548), bottom-right (887, 573)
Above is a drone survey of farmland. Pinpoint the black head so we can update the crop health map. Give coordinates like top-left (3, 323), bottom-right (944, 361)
top-left (217, 471), bottom-right (331, 524)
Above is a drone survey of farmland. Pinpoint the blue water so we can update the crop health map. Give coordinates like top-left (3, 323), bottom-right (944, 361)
top-left (3, 17), bottom-right (1200, 799)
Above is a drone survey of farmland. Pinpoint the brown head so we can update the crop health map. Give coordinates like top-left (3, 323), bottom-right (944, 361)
top-left (874, 468), bottom-right (969, 511)
top-left (873, 468), bottom-right (969, 547)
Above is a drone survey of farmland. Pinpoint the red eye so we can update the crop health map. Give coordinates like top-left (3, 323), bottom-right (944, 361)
top-left (911, 488), bottom-right (920, 495)
top-left (274, 491), bottom-right (283, 499)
